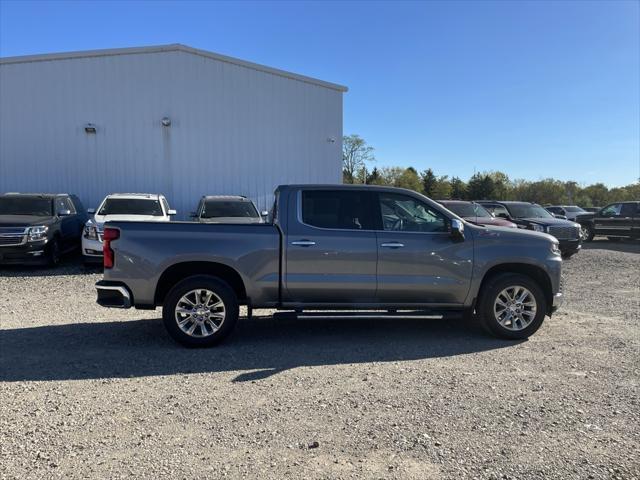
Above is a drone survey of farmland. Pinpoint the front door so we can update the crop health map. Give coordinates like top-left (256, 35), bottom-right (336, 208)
top-left (284, 189), bottom-right (378, 304)
top-left (595, 203), bottom-right (631, 237)
top-left (375, 192), bottom-right (473, 305)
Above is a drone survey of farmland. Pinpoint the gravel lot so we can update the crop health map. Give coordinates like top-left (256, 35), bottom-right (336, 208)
top-left (1, 240), bottom-right (639, 479)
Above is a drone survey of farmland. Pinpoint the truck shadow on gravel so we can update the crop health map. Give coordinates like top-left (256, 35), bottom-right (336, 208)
top-left (0, 316), bottom-right (519, 383)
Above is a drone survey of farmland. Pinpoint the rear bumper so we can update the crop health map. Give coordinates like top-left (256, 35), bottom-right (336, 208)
top-left (96, 280), bottom-right (132, 308)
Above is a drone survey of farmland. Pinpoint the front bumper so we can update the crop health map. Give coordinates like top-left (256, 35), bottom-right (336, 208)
top-left (558, 239), bottom-right (581, 253)
top-left (0, 241), bottom-right (49, 265)
top-left (551, 292), bottom-right (563, 312)
top-left (96, 280), bottom-right (132, 308)
top-left (82, 237), bottom-right (103, 259)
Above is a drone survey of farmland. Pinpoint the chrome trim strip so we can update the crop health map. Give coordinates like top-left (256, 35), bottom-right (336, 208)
top-left (96, 285), bottom-right (131, 308)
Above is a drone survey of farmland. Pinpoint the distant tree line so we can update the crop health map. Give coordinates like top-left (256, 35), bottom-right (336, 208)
top-left (342, 134), bottom-right (639, 207)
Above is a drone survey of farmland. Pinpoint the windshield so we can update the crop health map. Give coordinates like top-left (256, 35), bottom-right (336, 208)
top-left (444, 202), bottom-right (492, 218)
top-left (508, 204), bottom-right (553, 219)
top-left (98, 198), bottom-right (163, 216)
top-left (201, 200), bottom-right (259, 219)
top-left (0, 197), bottom-right (53, 216)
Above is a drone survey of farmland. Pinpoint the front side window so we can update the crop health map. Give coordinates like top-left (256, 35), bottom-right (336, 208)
top-left (0, 197), bottom-right (53, 216)
top-left (302, 190), bottom-right (374, 230)
top-left (379, 193), bottom-right (447, 233)
top-left (600, 204), bottom-right (621, 217)
top-left (98, 199), bottom-right (164, 216)
top-left (201, 200), bottom-right (259, 219)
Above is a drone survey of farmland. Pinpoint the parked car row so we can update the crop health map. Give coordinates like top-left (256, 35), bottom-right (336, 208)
top-left (1, 191), bottom-right (637, 268)
top-left (0, 192), bottom-right (264, 266)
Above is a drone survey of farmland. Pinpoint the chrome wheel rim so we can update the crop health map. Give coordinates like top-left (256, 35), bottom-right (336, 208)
top-left (493, 285), bottom-right (537, 331)
top-left (175, 289), bottom-right (225, 337)
top-left (579, 226), bottom-right (589, 241)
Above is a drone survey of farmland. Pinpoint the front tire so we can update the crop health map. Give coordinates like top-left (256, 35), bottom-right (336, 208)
top-left (162, 275), bottom-right (239, 347)
top-left (478, 273), bottom-right (547, 340)
top-left (582, 224), bottom-right (595, 242)
top-left (46, 239), bottom-right (61, 266)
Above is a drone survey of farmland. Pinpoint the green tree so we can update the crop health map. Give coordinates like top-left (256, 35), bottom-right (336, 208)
top-left (449, 176), bottom-right (467, 199)
top-left (342, 134), bottom-right (375, 184)
top-left (420, 168), bottom-right (437, 197)
top-left (395, 167), bottom-right (423, 192)
top-left (431, 175), bottom-right (452, 199)
top-left (467, 173), bottom-right (496, 200)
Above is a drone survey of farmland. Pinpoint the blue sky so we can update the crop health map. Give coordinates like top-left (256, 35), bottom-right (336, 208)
top-left (1, 0), bottom-right (638, 187)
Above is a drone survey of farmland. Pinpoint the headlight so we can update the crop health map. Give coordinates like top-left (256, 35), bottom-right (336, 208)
top-left (551, 243), bottom-right (561, 256)
top-left (84, 224), bottom-right (99, 240)
top-left (27, 225), bottom-right (48, 242)
top-left (532, 224), bottom-right (545, 232)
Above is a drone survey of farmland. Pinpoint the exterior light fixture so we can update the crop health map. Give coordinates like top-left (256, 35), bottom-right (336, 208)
top-left (161, 117), bottom-right (171, 127)
top-left (327, 137), bottom-right (336, 143)
top-left (84, 123), bottom-right (97, 133)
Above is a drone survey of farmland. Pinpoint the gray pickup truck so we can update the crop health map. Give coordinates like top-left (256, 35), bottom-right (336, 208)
top-left (96, 185), bottom-right (563, 347)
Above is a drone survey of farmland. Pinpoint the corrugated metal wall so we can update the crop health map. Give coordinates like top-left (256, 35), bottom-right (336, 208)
top-left (0, 50), bottom-right (343, 215)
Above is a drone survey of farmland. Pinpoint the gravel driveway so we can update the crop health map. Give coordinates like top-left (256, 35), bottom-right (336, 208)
top-left (1, 240), bottom-right (638, 479)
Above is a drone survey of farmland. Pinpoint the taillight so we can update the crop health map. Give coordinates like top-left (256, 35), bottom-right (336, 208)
top-left (102, 227), bottom-right (120, 269)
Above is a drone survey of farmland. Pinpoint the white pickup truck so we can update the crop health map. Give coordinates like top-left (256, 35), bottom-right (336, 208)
top-left (82, 193), bottom-right (176, 264)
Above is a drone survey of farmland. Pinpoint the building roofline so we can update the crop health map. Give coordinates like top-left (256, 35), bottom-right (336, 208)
top-left (0, 43), bottom-right (348, 93)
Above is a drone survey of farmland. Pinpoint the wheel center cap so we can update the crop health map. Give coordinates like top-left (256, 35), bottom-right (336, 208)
top-left (196, 308), bottom-right (208, 316)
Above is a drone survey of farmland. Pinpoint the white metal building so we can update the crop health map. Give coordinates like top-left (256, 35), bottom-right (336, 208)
top-left (0, 44), bottom-right (346, 215)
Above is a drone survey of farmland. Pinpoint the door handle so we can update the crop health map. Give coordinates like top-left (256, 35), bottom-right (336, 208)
top-left (380, 242), bottom-right (404, 248)
top-left (291, 240), bottom-right (316, 247)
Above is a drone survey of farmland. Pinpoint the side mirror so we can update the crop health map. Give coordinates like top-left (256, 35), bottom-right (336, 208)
top-left (450, 218), bottom-right (465, 241)
top-left (496, 212), bottom-right (509, 219)
top-left (553, 213), bottom-right (567, 219)
top-left (87, 208), bottom-right (96, 214)
top-left (167, 209), bottom-right (177, 216)
top-left (58, 209), bottom-right (71, 216)
top-left (261, 210), bottom-right (269, 217)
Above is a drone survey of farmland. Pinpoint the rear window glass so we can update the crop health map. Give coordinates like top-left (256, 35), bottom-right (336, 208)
top-left (99, 199), bottom-right (163, 216)
top-left (202, 200), bottom-right (259, 219)
top-left (302, 190), bottom-right (374, 230)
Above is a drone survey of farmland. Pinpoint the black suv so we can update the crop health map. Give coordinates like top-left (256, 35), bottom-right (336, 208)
top-left (575, 201), bottom-right (640, 241)
top-left (0, 193), bottom-right (88, 265)
top-left (477, 200), bottom-right (582, 258)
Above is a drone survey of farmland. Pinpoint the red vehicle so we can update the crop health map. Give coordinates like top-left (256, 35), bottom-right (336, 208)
top-left (438, 200), bottom-right (518, 229)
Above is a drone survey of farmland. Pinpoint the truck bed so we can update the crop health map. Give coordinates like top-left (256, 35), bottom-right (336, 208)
top-left (103, 221), bottom-right (281, 307)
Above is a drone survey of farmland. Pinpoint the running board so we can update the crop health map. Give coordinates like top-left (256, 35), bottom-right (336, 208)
top-left (272, 310), bottom-right (463, 321)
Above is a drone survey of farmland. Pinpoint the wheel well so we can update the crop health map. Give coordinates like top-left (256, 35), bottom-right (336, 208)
top-left (480, 263), bottom-right (553, 311)
top-left (155, 262), bottom-right (247, 305)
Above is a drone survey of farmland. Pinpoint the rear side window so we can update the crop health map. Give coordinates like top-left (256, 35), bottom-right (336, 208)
top-left (620, 203), bottom-right (637, 217)
top-left (302, 190), bottom-right (374, 230)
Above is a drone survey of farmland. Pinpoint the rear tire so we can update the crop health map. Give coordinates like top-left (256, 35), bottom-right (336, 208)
top-left (162, 275), bottom-right (239, 347)
top-left (478, 273), bottom-right (547, 340)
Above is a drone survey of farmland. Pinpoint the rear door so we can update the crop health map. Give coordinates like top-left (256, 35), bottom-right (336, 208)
top-left (375, 192), bottom-right (473, 305)
top-left (283, 189), bottom-right (378, 303)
